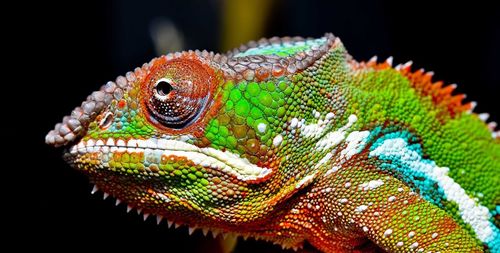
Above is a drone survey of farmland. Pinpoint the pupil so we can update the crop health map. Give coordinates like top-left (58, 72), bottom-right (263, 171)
top-left (156, 81), bottom-right (172, 96)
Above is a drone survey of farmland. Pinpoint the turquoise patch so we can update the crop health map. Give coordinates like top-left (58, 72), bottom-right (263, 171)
top-left (369, 131), bottom-right (500, 251)
top-left (235, 38), bottom-right (326, 57)
top-left (369, 131), bottom-right (447, 207)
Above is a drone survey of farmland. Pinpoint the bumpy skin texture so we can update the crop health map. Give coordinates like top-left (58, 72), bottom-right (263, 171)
top-left (46, 33), bottom-right (500, 253)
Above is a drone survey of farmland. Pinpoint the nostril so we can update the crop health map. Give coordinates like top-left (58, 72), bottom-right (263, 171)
top-left (46, 73), bottom-right (130, 148)
top-left (99, 112), bottom-right (114, 129)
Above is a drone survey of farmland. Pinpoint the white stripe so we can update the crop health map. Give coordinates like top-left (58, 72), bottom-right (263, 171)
top-left (76, 138), bottom-right (272, 182)
top-left (370, 138), bottom-right (493, 242)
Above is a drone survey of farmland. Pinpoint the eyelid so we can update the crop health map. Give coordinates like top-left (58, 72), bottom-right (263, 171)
top-left (141, 58), bottom-right (216, 132)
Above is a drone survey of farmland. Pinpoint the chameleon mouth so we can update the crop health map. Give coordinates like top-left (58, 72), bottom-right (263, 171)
top-left (67, 138), bottom-right (272, 183)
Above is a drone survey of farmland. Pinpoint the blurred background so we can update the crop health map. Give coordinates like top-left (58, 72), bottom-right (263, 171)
top-left (14, 0), bottom-right (499, 252)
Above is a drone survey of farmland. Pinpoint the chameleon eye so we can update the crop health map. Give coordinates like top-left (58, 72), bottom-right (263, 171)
top-left (145, 58), bottom-right (213, 129)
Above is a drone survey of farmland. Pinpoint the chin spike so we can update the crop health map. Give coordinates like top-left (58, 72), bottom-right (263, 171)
top-left (156, 215), bottom-right (163, 225)
top-left (136, 208), bottom-right (142, 215)
top-left (188, 227), bottom-right (195, 235)
top-left (91, 185), bottom-right (98, 194)
top-left (103, 192), bottom-right (109, 200)
top-left (174, 222), bottom-right (181, 229)
top-left (115, 199), bottom-right (121, 206)
top-left (211, 230), bottom-right (220, 238)
top-left (126, 205), bottom-right (132, 213)
top-left (143, 213), bottom-right (150, 221)
top-left (167, 220), bottom-right (173, 228)
top-left (202, 228), bottom-right (209, 236)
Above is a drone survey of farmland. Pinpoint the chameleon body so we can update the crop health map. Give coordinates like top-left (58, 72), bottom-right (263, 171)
top-left (46, 33), bottom-right (500, 252)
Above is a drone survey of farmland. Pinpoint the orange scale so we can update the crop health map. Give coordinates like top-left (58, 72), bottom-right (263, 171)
top-left (255, 67), bottom-right (271, 81)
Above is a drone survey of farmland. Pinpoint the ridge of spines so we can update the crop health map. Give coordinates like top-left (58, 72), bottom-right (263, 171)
top-left (357, 56), bottom-right (498, 139)
top-left (88, 183), bottom-right (302, 251)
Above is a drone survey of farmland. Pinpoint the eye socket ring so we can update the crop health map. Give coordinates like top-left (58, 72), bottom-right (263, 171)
top-left (147, 76), bottom-right (206, 129)
top-left (142, 58), bottom-right (217, 131)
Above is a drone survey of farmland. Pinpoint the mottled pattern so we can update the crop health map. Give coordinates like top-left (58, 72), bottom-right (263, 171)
top-left (47, 33), bottom-right (500, 253)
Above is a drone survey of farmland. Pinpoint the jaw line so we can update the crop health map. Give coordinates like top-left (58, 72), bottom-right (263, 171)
top-left (88, 185), bottom-right (305, 251)
top-left (69, 137), bottom-right (272, 182)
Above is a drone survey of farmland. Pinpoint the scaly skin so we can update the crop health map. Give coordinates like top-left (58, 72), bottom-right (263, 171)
top-left (46, 33), bottom-right (500, 252)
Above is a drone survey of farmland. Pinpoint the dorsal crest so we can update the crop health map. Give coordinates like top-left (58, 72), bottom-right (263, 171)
top-left (362, 57), bottom-right (475, 119)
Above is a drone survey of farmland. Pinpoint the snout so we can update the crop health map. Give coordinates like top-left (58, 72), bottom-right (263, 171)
top-left (45, 78), bottom-right (130, 147)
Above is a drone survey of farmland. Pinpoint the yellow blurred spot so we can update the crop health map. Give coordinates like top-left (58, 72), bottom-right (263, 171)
top-left (221, 0), bottom-right (275, 51)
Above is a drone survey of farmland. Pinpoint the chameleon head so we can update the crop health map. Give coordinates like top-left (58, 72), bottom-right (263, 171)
top-left (45, 34), bottom-right (338, 234)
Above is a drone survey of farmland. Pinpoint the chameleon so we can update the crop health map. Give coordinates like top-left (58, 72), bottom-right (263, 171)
top-left (46, 33), bottom-right (500, 252)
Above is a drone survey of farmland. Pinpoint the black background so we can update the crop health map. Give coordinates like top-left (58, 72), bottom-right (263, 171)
top-left (11, 0), bottom-right (499, 252)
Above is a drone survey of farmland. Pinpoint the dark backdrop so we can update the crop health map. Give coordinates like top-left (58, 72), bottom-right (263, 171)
top-left (13, 1), bottom-right (499, 252)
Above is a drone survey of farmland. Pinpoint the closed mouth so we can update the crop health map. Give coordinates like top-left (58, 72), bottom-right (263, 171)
top-left (67, 138), bottom-right (272, 182)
